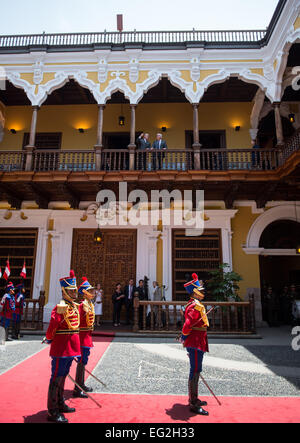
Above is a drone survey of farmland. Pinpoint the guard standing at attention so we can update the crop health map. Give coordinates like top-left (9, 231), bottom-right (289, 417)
top-left (73, 277), bottom-right (95, 398)
top-left (43, 270), bottom-right (81, 424)
top-left (0, 282), bottom-right (15, 341)
top-left (180, 273), bottom-right (210, 416)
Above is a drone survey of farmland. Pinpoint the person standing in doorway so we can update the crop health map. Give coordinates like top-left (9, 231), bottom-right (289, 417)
top-left (94, 283), bottom-right (103, 327)
top-left (124, 278), bottom-right (137, 325)
top-left (112, 283), bottom-right (125, 327)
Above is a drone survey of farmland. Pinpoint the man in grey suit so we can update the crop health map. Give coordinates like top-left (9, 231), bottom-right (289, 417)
top-left (152, 133), bottom-right (167, 170)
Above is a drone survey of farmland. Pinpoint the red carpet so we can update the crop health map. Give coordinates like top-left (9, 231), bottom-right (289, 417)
top-left (0, 336), bottom-right (299, 423)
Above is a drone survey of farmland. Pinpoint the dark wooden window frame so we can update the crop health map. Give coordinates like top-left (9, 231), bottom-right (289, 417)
top-left (172, 228), bottom-right (223, 301)
top-left (185, 130), bottom-right (227, 150)
top-left (22, 132), bottom-right (62, 150)
top-left (0, 228), bottom-right (38, 297)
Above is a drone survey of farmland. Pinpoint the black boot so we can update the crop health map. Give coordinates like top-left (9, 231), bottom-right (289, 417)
top-left (188, 373), bottom-right (209, 416)
top-left (58, 376), bottom-right (76, 413)
top-left (12, 321), bottom-right (19, 340)
top-left (47, 377), bottom-right (69, 423)
top-left (72, 362), bottom-right (88, 398)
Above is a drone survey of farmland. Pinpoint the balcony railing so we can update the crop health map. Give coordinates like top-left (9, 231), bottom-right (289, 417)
top-left (0, 30), bottom-right (267, 50)
top-left (0, 147), bottom-right (287, 173)
top-left (132, 296), bottom-right (256, 334)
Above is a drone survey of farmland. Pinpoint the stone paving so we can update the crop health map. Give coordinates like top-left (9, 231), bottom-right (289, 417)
top-left (0, 326), bottom-right (299, 399)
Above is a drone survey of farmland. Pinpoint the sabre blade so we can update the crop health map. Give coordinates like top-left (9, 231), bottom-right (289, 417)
top-left (199, 373), bottom-right (222, 406)
top-left (67, 374), bottom-right (102, 408)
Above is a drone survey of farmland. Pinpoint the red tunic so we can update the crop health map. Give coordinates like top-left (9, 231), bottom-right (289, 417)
top-left (0, 294), bottom-right (15, 320)
top-left (79, 300), bottom-right (95, 349)
top-left (182, 300), bottom-right (209, 353)
top-left (46, 301), bottom-right (81, 358)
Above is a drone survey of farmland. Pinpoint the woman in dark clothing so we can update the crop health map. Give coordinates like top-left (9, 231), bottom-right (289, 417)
top-left (112, 283), bottom-right (125, 327)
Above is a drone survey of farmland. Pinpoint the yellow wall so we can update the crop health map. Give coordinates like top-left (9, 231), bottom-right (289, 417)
top-left (1, 102), bottom-right (253, 150)
top-left (231, 207), bottom-right (261, 298)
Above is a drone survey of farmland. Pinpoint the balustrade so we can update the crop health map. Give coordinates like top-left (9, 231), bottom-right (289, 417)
top-left (133, 295), bottom-right (256, 335)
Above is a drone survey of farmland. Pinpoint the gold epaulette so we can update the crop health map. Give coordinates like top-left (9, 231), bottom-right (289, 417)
top-left (193, 299), bottom-right (209, 327)
top-left (82, 299), bottom-right (90, 313)
top-left (193, 299), bottom-right (204, 312)
top-left (57, 300), bottom-right (68, 314)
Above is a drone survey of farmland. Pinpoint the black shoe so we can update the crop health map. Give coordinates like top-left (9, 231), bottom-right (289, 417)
top-left (59, 404), bottom-right (76, 413)
top-left (196, 399), bottom-right (207, 407)
top-left (190, 404), bottom-right (209, 416)
top-left (72, 389), bottom-right (88, 398)
top-left (47, 410), bottom-right (69, 423)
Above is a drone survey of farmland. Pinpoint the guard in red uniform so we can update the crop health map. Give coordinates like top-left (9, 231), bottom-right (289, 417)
top-left (180, 274), bottom-right (210, 416)
top-left (73, 277), bottom-right (95, 398)
top-left (12, 283), bottom-right (25, 340)
top-left (0, 282), bottom-right (15, 341)
top-left (44, 270), bottom-right (81, 423)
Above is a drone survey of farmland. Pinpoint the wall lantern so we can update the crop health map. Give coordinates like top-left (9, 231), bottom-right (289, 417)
top-left (94, 227), bottom-right (103, 244)
top-left (10, 129), bottom-right (17, 134)
top-left (235, 126), bottom-right (241, 132)
top-left (78, 128), bottom-right (85, 133)
top-left (161, 126), bottom-right (167, 133)
top-left (289, 114), bottom-right (295, 124)
top-left (119, 116), bottom-right (125, 126)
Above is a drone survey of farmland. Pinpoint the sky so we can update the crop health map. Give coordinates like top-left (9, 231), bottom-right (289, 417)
top-left (0, 0), bottom-right (280, 35)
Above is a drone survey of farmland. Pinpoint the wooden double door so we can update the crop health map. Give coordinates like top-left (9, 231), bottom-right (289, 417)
top-left (71, 229), bottom-right (137, 321)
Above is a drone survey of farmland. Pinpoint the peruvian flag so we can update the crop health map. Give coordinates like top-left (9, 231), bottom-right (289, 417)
top-left (20, 260), bottom-right (27, 279)
top-left (3, 259), bottom-right (10, 281)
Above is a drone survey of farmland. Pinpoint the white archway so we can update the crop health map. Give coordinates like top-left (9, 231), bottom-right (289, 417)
top-left (244, 203), bottom-right (300, 254)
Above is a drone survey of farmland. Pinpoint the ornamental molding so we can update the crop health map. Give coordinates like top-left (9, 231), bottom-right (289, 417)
top-left (245, 203), bottom-right (300, 250)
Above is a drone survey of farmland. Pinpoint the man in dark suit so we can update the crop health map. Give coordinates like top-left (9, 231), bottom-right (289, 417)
top-left (152, 133), bottom-right (167, 170)
top-left (136, 279), bottom-right (148, 329)
top-left (136, 132), bottom-right (151, 170)
top-left (124, 278), bottom-right (137, 325)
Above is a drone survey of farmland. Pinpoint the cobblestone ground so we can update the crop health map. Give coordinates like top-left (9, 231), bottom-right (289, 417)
top-left (1, 327), bottom-right (299, 398)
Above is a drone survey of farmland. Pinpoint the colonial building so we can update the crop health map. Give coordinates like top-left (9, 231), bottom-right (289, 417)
top-left (0, 0), bottom-right (300, 324)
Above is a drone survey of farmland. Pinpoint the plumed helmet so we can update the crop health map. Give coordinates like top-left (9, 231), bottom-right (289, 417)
top-left (184, 273), bottom-right (205, 298)
top-left (6, 282), bottom-right (15, 292)
top-left (78, 277), bottom-right (94, 296)
top-left (59, 270), bottom-right (77, 291)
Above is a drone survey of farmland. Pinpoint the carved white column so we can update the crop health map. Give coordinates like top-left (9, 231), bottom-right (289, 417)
top-left (33, 228), bottom-right (49, 299)
top-left (43, 231), bottom-right (65, 322)
top-left (136, 227), bottom-right (160, 287)
top-left (161, 226), bottom-right (172, 301)
top-left (273, 102), bottom-right (284, 146)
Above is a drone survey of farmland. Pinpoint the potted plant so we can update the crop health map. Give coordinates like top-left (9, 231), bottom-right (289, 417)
top-left (206, 264), bottom-right (243, 302)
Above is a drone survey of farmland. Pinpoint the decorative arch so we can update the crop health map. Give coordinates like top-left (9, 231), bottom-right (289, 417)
top-left (243, 204), bottom-right (300, 253)
top-left (5, 72), bottom-right (36, 105)
top-left (273, 26), bottom-right (300, 102)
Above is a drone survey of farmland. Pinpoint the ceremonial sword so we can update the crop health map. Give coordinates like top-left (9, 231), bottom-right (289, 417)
top-left (75, 358), bottom-right (107, 388)
top-left (67, 374), bottom-right (102, 409)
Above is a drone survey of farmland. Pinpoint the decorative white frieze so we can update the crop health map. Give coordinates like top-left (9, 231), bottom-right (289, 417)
top-left (33, 60), bottom-right (44, 85)
top-left (190, 57), bottom-right (201, 82)
top-left (97, 58), bottom-right (108, 83)
top-left (129, 58), bottom-right (140, 83)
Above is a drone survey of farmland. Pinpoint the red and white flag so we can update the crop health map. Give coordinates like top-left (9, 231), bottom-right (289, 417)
top-left (20, 260), bottom-right (27, 279)
top-left (0, 267), bottom-right (2, 279)
top-left (3, 259), bottom-right (10, 281)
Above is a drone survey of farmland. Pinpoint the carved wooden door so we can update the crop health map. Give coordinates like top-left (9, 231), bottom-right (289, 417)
top-left (71, 229), bottom-right (137, 321)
